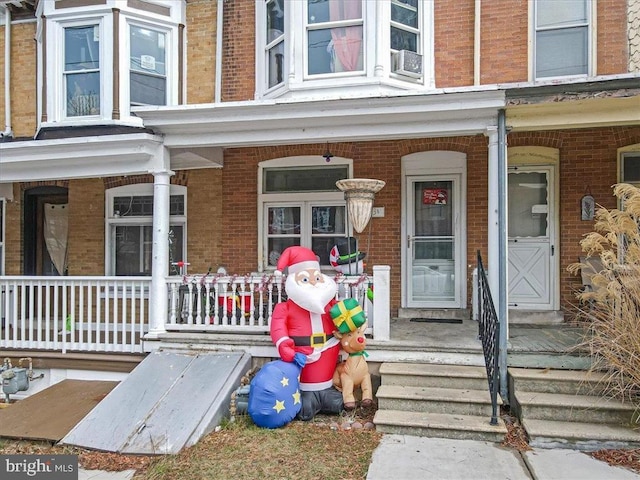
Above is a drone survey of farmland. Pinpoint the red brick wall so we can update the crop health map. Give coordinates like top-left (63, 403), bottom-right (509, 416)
top-left (479, 0), bottom-right (529, 84)
top-left (220, 0), bottom-right (255, 102)
top-left (434, 0), bottom-right (475, 87)
top-left (221, 137), bottom-right (490, 315)
top-left (596, 0), bottom-right (630, 74)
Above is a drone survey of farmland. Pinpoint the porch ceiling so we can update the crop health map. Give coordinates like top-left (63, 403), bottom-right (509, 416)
top-left (133, 89), bottom-right (507, 148)
top-left (506, 95), bottom-right (640, 132)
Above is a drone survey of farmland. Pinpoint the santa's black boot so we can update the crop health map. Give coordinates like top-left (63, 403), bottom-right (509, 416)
top-left (318, 386), bottom-right (344, 414)
top-left (298, 390), bottom-right (322, 421)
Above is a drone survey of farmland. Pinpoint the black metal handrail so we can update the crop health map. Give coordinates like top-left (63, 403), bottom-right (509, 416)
top-left (477, 250), bottom-right (500, 425)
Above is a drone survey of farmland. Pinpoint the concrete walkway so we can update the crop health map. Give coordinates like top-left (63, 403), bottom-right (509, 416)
top-left (366, 435), bottom-right (640, 480)
top-left (78, 434), bottom-right (640, 480)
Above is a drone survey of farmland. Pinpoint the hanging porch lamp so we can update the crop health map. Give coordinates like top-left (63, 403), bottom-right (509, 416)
top-left (336, 179), bottom-right (385, 233)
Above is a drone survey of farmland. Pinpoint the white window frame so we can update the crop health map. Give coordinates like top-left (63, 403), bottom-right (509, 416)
top-left (105, 184), bottom-right (187, 276)
top-left (531, 0), bottom-right (595, 81)
top-left (50, 17), bottom-right (110, 123)
top-left (255, 0), bottom-right (433, 99)
top-left (257, 156), bottom-right (353, 272)
top-left (125, 19), bottom-right (178, 108)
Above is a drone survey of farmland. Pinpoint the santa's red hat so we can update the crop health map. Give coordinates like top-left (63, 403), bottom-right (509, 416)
top-left (276, 246), bottom-right (320, 275)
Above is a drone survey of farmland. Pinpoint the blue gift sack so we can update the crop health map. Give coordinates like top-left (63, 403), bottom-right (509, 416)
top-left (248, 354), bottom-right (305, 429)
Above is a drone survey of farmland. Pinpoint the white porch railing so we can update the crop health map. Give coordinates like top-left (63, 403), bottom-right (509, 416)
top-left (0, 276), bottom-right (150, 354)
top-left (0, 266), bottom-right (391, 354)
top-left (166, 265), bottom-right (390, 339)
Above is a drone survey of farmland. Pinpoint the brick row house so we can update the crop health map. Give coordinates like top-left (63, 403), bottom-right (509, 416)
top-left (0, 0), bottom-right (639, 395)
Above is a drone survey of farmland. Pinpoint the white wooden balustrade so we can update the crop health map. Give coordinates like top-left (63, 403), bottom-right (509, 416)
top-left (0, 266), bottom-right (390, 354)
top-left (0, 276), bottom-right (150, 353)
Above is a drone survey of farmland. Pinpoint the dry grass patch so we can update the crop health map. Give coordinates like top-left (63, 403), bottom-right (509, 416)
top-left (140, 415), bottom-right (381, 480)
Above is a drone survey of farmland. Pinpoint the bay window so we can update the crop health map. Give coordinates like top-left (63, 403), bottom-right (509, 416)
top-left (259, 158), bottom-right (352, 270)
top-left (257, 0), bottom-right (432, 98)
top-left (39, 0), bottom-right (183, 127)
top-left (106, 185), bottom-right (186, 276)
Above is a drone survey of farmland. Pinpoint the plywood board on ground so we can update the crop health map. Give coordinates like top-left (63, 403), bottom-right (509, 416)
top-left (0, 380), bottom-right (119, 441)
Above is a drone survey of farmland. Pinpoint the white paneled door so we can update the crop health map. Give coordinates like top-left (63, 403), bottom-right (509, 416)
top-left (507, 166), bottom-right (557, 310)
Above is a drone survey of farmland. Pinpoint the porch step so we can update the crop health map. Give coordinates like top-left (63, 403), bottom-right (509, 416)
top-left (509, 367), bottom-right (608, 395)
top-left (376, 384), bottom-right (500, 417)
top-left (373, 409), bottom-right (507, 442)
top-left (509, 367), bottom-right (640, 450)
top-left (379, 363), bottom-right (489, 390)
top-left (374, 363), bottom-right (505, 442)
top-left (521, 418), bottom-right (640, 450)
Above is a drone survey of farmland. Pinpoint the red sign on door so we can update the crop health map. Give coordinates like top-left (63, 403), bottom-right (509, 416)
top-left (423, 188), bottom-right (448, 205)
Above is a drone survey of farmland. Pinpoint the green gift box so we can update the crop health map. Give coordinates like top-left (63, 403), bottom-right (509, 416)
top-left (330, 298), bottom-right (366, 333)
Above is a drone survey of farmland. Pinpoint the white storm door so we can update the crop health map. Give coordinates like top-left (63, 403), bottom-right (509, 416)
top-left (407, 176), bottom-right (462, 308)
top-left (508, 166), bottom-right (556, 310)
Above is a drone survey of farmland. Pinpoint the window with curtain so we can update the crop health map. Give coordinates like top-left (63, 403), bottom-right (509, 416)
top-left (307, 0), bottom-right (363, 75)
top-left (106, 185), bottom-right (186, 276)
top-left (534, 0), bottom-right (591, 79)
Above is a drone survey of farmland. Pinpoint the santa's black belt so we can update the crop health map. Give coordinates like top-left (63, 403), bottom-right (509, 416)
top-left (290, 334), bottom-right (333, 348)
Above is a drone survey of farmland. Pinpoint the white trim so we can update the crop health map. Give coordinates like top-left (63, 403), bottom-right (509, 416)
top-left (0, 134), bottom-right (165, 183)
top-left (401, 151), bottom-right (467, 309)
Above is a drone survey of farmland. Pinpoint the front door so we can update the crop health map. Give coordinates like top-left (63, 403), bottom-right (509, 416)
top-left (508, 166), bottom-right (556, 309)
top-left (23, 187), bottom-right (69, 276)
top-left (406, 176), bottom-right (463, 308)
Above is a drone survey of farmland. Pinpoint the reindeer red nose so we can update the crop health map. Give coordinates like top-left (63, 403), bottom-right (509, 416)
top-left (357, 336), bottom-right (364, 343)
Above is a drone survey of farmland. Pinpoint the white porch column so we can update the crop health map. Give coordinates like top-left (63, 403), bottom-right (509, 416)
top-left (146, 167), bottom-right (174, 339)
top-left (486, 126), bottom-right (500, 307)
top-left (372, 265), bottom-right (390, 341)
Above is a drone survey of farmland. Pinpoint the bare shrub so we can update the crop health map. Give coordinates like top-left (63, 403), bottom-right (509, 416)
top-left (568, 183), bottom-right (640, 408)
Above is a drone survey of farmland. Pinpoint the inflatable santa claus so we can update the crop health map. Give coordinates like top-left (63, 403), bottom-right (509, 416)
top-left (270, 246), bottom-right (344, 420)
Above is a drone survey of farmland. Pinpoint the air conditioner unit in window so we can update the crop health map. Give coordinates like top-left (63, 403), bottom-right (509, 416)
top-left (392, 50), bottom-right (423, 78)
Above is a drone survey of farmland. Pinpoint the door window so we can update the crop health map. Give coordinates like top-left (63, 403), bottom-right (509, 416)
top-left (508, 171), bottom-right (548, 238)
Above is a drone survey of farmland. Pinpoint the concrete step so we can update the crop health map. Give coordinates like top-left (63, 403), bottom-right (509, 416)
top-left (514, 390), bottom-right (637, 425)
top-left (522, 418), bottom-right (640, 451)
top-left (376, 384), bottom-right (501, 417)
top-left (379, 363), bottom-right (489, 390)
top-left (509, 368), bottom-right (608, 396)
top-left (373, 409), bottom-right (507, 442)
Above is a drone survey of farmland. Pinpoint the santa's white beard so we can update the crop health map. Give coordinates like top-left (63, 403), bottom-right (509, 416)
top-left (285, 274), bottom-right (337, 314)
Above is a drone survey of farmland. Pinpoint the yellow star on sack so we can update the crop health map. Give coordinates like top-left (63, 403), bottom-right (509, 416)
top-left (292, 390), bottom-right (301, 405)
top-left (280, 376), bottom-right (289, 387)
top-left (273, 399), bottom-right (286, 413)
